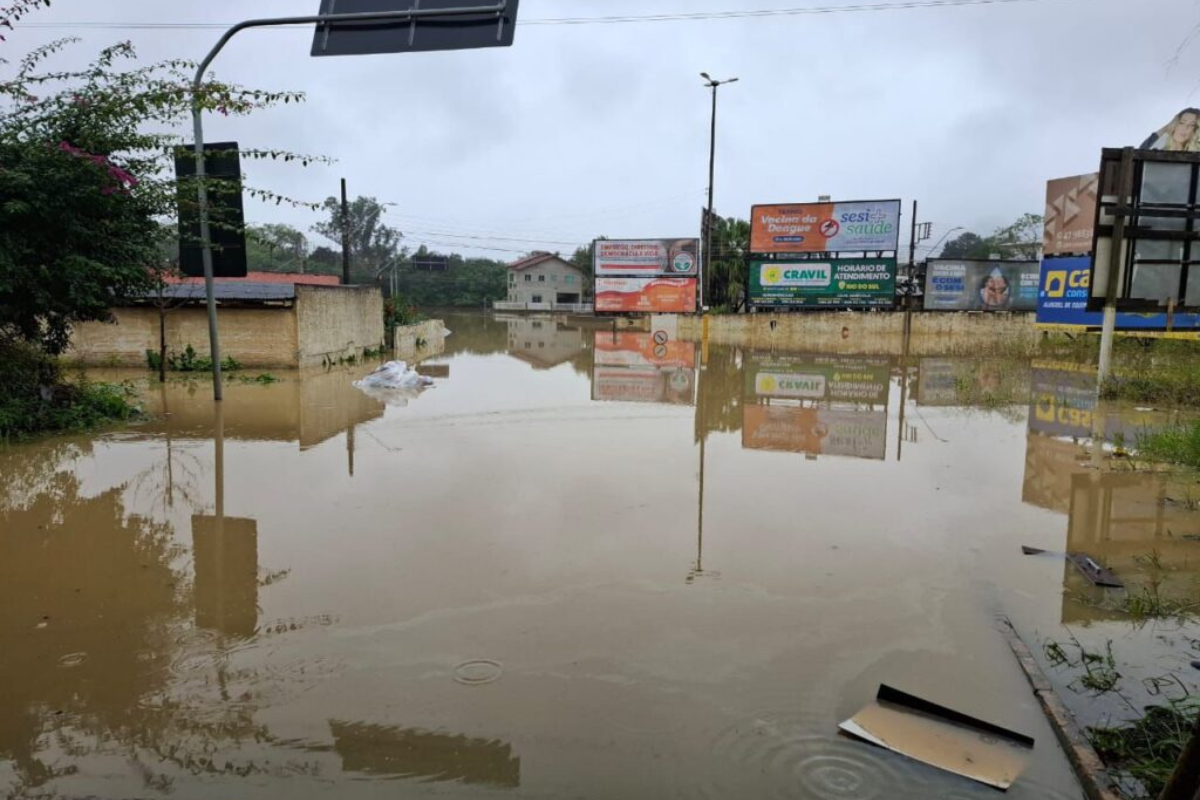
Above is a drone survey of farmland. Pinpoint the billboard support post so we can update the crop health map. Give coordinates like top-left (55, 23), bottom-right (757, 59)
top-left (188, 2), bottom-right (511, 401)
top-left (341, 177), bottom-right (351, 285)
top-left (906, 199), bottom-right (918, 336)
top-left (1097, 147), bottom-right (1134, 388)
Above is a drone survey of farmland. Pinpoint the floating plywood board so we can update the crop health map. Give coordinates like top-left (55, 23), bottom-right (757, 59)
top-left (839, 685), bottom-right (1034, 791)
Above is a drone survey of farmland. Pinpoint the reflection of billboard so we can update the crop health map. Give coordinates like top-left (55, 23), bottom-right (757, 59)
top-left (1028, 365), bottom-right (1098, 439)
top-left (595, 277), bottom-right (697, 313)
top-left (924, 260), bottom-right (1040, 311)
top-left (591, 331), bottom-right (696, 405)
top-left (742, 405), bottom-right (886, 460)
top-left (748, 258), bottom-right (896, 308)
top-left (745, 355), bottom-right (891, 404)
top-left (592, 367), bottom-right (696, 405)
top-left (594, 239), bottom-right (699, 277)
top-left (916, 359), bottom-right (961, 406)
top-left (750, 200), bottom-right (901, 254)
top-left (1043, 174), bottom-right (1098, 257)
top-left (594, 331), bottom-right (695, 368)
top-left (1036, 257), bottom-right (1200, 332)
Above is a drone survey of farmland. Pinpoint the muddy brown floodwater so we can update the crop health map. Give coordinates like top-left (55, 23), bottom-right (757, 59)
top-left (2, 312), bottom-right (1198, 799)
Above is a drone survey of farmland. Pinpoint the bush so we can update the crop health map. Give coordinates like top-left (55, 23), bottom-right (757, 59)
top-left (0, 342), bottom-right (139, 439)
top-left (146, 344), bottom-right (241, 373)
top-left (1137, 421), bottom-right (1200, 469)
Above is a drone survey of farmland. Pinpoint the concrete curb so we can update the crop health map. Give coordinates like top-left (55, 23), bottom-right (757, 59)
top-left (998, 617), bottom-right (1123, 800)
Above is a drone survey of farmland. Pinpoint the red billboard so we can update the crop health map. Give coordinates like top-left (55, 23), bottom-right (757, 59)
top-left (594, 277), bottom-right (697, 314)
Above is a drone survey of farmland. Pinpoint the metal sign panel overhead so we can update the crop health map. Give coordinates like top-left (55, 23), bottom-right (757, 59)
top-left (311, 0), bottom-right (519, 57)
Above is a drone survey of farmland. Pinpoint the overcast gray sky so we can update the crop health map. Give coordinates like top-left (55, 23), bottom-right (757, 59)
top-left (9, 0), bottom-right (1199, 259)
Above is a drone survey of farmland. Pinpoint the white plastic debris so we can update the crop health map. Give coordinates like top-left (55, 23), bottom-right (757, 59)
top-left (353, 361), bottom-right (434, 407)
top-left (354, 361), bottom-right (434, 390)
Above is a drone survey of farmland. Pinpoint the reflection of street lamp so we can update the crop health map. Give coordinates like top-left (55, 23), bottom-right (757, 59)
top-left (701, 72), bottom-right (739, 310)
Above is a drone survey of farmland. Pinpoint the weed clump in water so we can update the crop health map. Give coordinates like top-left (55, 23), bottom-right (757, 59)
top-left (1138, 421), bottom-right (1200, 470)
top-left (1089, 699), bottom-right (1199, 799)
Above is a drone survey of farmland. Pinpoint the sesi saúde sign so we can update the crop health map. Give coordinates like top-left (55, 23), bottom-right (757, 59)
top-left (750, 200), bottom-right (901, 254)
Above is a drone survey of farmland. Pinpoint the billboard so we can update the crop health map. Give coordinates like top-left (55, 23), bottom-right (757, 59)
top-left (1043, 173), bottom-right (1098, 257)
top-left (750, 200), bottom-right (901, 254)
top-left (592, 331), bottom-right (697, 405)
top-left (593, 239), bottom-right (699, 277)
top-left (175, 142), bottom-right (247, 278)
top-left (594, 331), bottom-right (695, 369)
top-left (594, 277), bottom-right (697, 313)
top-left (748, 258), bottom-right (896, 308)
top-left (924, 260), bottom-right (1040, 311)
top-left (744, 355), bottom-right (891, 405)
top-left (1036, 256), bottom-right (1200, 331)
top-left (742, 405), bottom-right (887, 460)
top-left (1140, 108), bottom-right (1200, 152)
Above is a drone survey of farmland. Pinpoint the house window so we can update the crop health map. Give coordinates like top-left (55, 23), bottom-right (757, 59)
top-left (532, 321), bottom-right (543, 329)
top-left (524, 274), bottom-right (532, 282)
top-left (509, 274), bottom-right (515, 284)
top-left (532, 294), bottom-right (543, 303)
top-left (565, 275), bottom-right (575, 285)
top-left (538, 275), bottom-right (546, 282)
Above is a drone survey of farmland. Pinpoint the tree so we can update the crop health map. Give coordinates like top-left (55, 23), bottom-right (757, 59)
top-left (989, 212), bottom-right (1043, 260)
top-left (940, 232), bottom-right (992, 260)
top-left (707, 214), bottom-right (751, 309)
top-left (245, 223), bottom-right (322, 274)
top-left (312, 195), bottom-right (404, 282)
top-left (0, 13), bottom-right (313, 356)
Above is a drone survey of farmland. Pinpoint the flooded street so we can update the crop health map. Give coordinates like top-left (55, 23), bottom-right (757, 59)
top-left (3, 312), bottom-right (1198, 799)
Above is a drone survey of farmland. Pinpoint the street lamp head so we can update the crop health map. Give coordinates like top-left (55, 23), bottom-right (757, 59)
top-left (700, 72), bottom-right (711, 81)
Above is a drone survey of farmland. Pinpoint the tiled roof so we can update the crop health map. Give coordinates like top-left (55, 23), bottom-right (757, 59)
top-left (151, 282), bottom-right (297, 302)
top-left (508, 253), bottom-right (581, 272)
top-left (166, 271), bottom-right (341, 286)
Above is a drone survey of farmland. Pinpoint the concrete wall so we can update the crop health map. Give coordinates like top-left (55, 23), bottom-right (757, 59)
top-left (676, 311), bottom-right (1039, 356)
top-left (394, 319), bottom-right (447, 362)
top-left (295, 285), bottom-right (384, 367)
top-left (69, 306), bottom-right (297, 367)
top-left (507, 258), bottom-right (585, 304)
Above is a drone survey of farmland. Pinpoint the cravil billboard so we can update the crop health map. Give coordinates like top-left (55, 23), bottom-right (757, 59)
top-left (748, 258), bottom-right (897, 308)
top-left (924, 260), bottom-right (1040, 311)
top-left (744, 355), bottom-right (891, 404)
top-left (593, 239), bottom-right (700, 277)
top-left (1037, 257), bottom-right (1200, 332)
top-left (750, 200), bottom-right (901, 254)
top-left (595, 277), bottom-right (697, 314)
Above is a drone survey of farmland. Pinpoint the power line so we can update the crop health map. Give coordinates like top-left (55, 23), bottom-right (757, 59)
top-left (14, 0), bottom-right (1066, 32)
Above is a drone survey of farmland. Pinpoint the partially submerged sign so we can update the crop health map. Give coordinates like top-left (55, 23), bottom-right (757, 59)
top-left (311, 0), bottom-right (519, 57)
top-left (840, 685), bottom-right (1034, 791)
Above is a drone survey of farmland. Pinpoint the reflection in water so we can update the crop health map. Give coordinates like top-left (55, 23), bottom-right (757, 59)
top-left (3, 313), bottom-right (1152, 798)
top-left (741, 354), bottom-right (891, 460)
top-left (193, 515), bottom-right (259, 638)
top-left (329, 721), bottom-right (520, 787)
top-left (592, 330), bottom-right (697, 405)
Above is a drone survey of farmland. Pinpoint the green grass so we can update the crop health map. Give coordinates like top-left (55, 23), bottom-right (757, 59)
top-left (1138, 421), bottom-right (1200, 469)
top-left (1089, 699), bottom-right (1199, 799)
top-left (0, 342), bottom-right (141, 439)
top-left (1037, 335), bottom-right (1200, 406)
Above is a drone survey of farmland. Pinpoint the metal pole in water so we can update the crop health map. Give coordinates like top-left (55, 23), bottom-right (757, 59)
top-left (1097, 148), bottom-right (1134, 389)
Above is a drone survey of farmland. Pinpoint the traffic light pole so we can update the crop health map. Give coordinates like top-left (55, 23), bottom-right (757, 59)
top-left (189, 3), bottom-right (507, 400)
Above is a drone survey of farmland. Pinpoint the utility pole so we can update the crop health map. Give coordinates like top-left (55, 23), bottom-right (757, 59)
top-left (701, 72), bottom-right (738, 311)
top-left (1097, 147), bottom-right (1134, 389)
top-left (341, 178), bottom-right (352, 285)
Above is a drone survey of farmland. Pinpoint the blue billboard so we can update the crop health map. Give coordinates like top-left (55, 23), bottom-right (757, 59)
top-left (1037, 257), bottom-right (1200, 331)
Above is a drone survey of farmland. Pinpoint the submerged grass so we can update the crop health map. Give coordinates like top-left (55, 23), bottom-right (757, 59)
top-left (1089, 699), bottom-right (1200, 799)
top-left (1138, 420), bottom-right (1200, 470)
top-left (1038, 334), bottom-right (1200, 407)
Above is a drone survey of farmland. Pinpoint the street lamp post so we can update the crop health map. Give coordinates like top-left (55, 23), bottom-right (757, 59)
top-left (189, 3), bottom-right (508, 400)
top-left (701, 72), bottom-right (737, 311)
